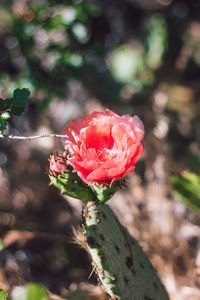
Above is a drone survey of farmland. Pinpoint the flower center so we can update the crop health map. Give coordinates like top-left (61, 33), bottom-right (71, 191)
top-left (97, 149), bottom-right (111, 161)
top-left (102, 154), bottom-right (110, 161)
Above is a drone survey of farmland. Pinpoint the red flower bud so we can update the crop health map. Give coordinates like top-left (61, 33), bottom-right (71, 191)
top-left (49, 154), bottom-right (68, 177)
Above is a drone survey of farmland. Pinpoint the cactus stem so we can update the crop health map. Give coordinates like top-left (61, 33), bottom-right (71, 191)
top-left (83, 201), bottom-right (169, 300)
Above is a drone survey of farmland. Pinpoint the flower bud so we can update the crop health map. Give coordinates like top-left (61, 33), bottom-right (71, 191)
top-left (49, 154), bottom-right (68, 177)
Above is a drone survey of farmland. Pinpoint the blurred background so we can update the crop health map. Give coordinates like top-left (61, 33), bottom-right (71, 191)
top-left (0, 0), bottom-right (200, 299)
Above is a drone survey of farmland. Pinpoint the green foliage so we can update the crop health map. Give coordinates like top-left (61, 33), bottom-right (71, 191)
top-left (10, 90), bottom-right (30, 116)
top-left (0, 118), bottom-right (8, 133)
top-left (83, 202), bottom-right (169, 300)
top-left (12, 88), bottom-right (30, 108)
top-left (171, 172), bottom-right (200, 215)
top-left (0, 239), bottom-right (4, 251)
top-left (0, 88), bottom-right (30, 112)
top-left (188, 151), bottom-right (200, 174)
top-left (3, 1), bottom-right (98, 110)
top-left (109, 46), bottom-right (144, 88)
top-left (0, 290), bottom-right (8, 300)
top-left (0, 98), bottom-right (12, 112)
top-left (0, 88), bottom-right (30, 133)
top-left (145, 14), bottom-right (168, 69)
top-left (11, 284), bottom-right (48, 300)
top-left (108, 13), bottom-right (168, 94)
top-left (0, 1), bottom-right (170, 110)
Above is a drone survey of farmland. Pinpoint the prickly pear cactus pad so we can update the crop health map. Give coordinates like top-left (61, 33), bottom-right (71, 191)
top-left (83, 202), bottom-right (169, 300)
top-left (49, 154), bottom-right (95, 202)
top-left (48, 154), bottom-right (120, 203)
top-left (92, 182), bottom-right (121, 203)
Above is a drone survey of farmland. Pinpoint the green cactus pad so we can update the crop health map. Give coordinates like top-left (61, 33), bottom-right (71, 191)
top-left (49, 166), bottom-right (120, 203)
top-left (83, 202), bottom-right (169, 300)
top-left (49, 170), bottom-right (95, 202)
top-left (92, 182), bottom-right (120, 203)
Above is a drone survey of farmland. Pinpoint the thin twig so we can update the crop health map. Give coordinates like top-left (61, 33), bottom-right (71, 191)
top-left (0, 134), bottom-right (68, 140)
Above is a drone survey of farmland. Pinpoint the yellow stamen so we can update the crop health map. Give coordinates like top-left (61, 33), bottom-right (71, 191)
top-left (102, 154), bottom-right (110, 161)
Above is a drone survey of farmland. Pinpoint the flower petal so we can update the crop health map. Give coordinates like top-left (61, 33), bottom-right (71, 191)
top-left (63, 110), bottom-right (144, 185)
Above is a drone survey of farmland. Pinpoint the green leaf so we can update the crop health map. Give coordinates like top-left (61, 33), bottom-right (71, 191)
top-left (0, 289), bottom-right (8, 300)
top-left (0, 98), bottom-right (12, 111)
top-left (11, 284), bottom-right (49, 300)
top-left (0, 88), bottom-right (30, 118)
top-left (10, 106), bottom-right (25, 116)
top-left (1, 112), bottom-right (10, 120)
top-left (0, 118), bottom-right (8, 134)
top-left (145, 14), bottom-right (168, 70)
top-left (26, 284), bottom-right (48, 300)
top-left (171, 172), bottom-right (200, 215)
top-left (0, 239), bottom-right (4, 251)
top-left (188, 151), bottom-right (200, 173)
top-left (85, 4), bottom-right (101, 17)
top-left (12, 88), bottom-right (30, 108)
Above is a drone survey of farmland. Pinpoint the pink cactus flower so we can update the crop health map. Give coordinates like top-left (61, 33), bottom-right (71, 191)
top-left (63, 109), bottom-right (144, 185)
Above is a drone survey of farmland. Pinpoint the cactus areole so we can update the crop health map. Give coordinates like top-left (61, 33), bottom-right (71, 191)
top-left (48, 110), bottom-right (169, 299)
